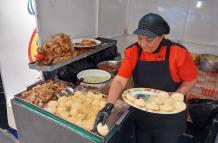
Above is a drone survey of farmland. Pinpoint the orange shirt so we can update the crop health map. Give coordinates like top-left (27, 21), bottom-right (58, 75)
top-left (117, 41), bottom-right (197, 83)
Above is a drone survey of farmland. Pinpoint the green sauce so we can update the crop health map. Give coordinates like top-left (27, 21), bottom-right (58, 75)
top-left (83, 76), bottom-right (109, 83)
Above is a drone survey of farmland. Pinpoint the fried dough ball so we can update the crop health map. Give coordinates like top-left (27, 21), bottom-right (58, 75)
top-left (58, 96), bottom-right (68, 103)
top-left (92, 99), bottom-right (101, 106)
top-left (46, 107), bottom-right (56, 114)
top-left (163, 98), bottom-right (174, 105)
top-left (60, 112), bottom-right (70, 119)
top-left (158, 92), bottom-right (169, 99)
top-left (93, 94), bottom-right (103, 100)
top-left (171, 92), bottom-right (184, 102)
top-left (65, 100), bottom-right (73, 108)
top-left (99, 100), bottom-right (106, 109)
top-left (56, 106), bottom-right (66, 115)
top-left (66, 116), bottom-right (77, 123)
top-left (86, 91), bottom-right (98, 98)
top-left (77, 113), bottom-right (87, 120)
top-left (148, 96), bottom-right (164, 105)
top-left (74, 91), bottom-right (83, 95)
top-left (160, 104), bottom-right (174, 112)
top-left (173, 102), bottom-right (186, 112)
top-left (74, 120), bottom-right (83, 127)
top-left (70, 108), bottom-right (78, 115)
top-left (134, 99), bottom-right (146, 107)
top-left (125, 94), bottom-right (136, 102)
top-left (71, 102), bottom-right (81, 109)
top-left (47, 100), bottom-right (58, 108)
top-left (97, 123), bottom-right (109, 136)
top-left (58, 101), bottom-right (66, 107)
top-left (146, 102), bottom-right (159, 111)
top-left (83, 119), bottom-right (95, 131)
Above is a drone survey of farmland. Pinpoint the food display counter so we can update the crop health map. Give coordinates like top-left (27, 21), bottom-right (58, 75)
top-left (11, 79), bottom-right (130, 143)
top-left (11, 98), bottom-right (130, 143)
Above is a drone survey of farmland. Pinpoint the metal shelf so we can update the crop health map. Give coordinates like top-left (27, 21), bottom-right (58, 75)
top-left (29, 43), bottom-right (114, 72)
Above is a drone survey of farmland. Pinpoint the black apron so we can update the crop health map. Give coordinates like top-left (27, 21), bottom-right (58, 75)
top-left (132, 40), bottom-right (187, 143)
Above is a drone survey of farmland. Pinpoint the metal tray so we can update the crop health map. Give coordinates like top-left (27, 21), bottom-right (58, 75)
top-left (28, 43), bottom-right (114, 72)
top-left (14, 80), bottom-right (129, 142)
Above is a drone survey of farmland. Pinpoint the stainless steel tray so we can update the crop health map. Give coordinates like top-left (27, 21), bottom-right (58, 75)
top-left (14, 80), bottom-right (129, 142)
top-left (29, 43), bottom-right (114, 72)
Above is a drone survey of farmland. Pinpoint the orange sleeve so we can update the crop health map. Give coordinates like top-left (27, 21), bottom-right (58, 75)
top-left (176, 48), bottom-right (197, 81)
top-left (117, 47), bottom-right (138, 78)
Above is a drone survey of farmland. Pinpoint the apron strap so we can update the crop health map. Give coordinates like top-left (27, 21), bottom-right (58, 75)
top-left (137, 45), bottom-right (142, 61)
top-left (165, 44), bottom-right (171, 61)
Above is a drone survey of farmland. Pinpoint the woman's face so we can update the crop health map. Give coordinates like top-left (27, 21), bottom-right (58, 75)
top-left (137, 35), bottom-right (164, 53)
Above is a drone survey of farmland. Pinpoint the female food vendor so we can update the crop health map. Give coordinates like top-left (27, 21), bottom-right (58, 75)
top-left (95, 13), bottom-right (197, 143)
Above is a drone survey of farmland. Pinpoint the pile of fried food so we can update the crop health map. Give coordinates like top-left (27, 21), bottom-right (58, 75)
top-left (35, 33), bottom-right (79, 65)
top-left (75, 39), bottom-right (97, 47)
top-left (124, 92), bottom-right (186, 113)
top-left (45, 91), bottom-right (107, 133)
top-left (19, 80), bottom-right (68, 107)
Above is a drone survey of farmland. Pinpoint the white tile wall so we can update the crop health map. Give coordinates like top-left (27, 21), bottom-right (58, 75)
top-left (36, 0), bottom-right (98, 43)
top-left (98, 0), bottom-right (127, 38)
top-left (127, 0), bottom-right (190, 42)
top-left (183, 0), bottom-right (218, 46)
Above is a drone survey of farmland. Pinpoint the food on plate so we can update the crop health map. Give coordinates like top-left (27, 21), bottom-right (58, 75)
top-left (134, 98), bottom-right (146, 107)
top-left (173, 102), bottom-right (186, 112)
top-left (158, 92), bottom-right (169, 99)
top-left (163, 98), bottom-right (174, 105)
top-left (19, 80), bottom-right (68, 107)
top-left (75, 39), bottom-right (97, 47)
top-left (83, 76), bottom-right (109, 83)
top-left (146, 102), bottom-right (159, 111)
top-left (171, 92), bottom-right (184, 102)
top-left (125, 94), bottom-right (136, 102)
top-left (160, 104), bottom-right (174, 112)
top-left (148, 96), bottom-right (164, 105)
top-left (123, 88), bottom-right (187, 114)
top-left (97, 123), bottom-right (109, 136)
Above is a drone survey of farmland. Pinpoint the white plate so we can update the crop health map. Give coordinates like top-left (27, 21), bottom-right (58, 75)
top-left (122, 88), bottom-right (186, 114)
top-left (72, 38), bottom-right (101, 48)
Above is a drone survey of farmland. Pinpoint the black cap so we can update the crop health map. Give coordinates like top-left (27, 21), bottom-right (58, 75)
top-left (133, 13), bottom-right (170, 38)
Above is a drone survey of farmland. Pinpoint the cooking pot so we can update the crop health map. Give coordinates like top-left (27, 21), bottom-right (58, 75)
top-left (199, 54), bottom-right (218, 73)
top-left (97, 60), bottom-right (120, 76)
top-left (77, 69), bottom-right (111, 90)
